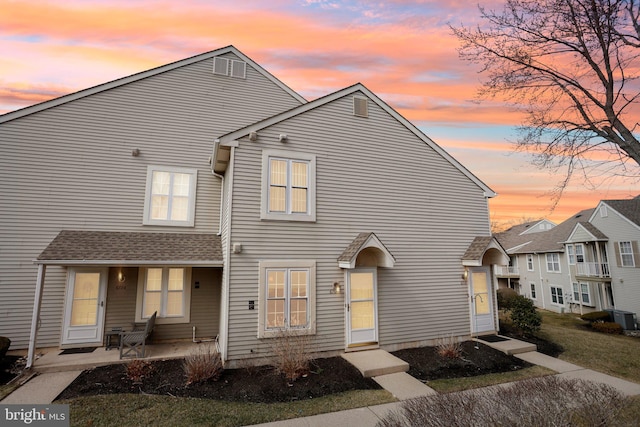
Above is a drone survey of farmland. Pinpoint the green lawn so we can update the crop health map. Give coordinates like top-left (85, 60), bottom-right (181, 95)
top-left (58, 310), bottom-right (640, 426)
top-left (537, 310), bottom-right (640, 383)
top-left (61, 390), bottom-right (394, 427)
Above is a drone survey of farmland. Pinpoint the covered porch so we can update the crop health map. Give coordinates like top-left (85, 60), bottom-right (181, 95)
top-left (27, 230), bottom-right (223, 369)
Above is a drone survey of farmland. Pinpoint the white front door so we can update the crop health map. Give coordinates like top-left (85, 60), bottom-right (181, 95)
top-left (62, 268), bottom-right (107, 346)
top-left (346, 269), bottom-right (378, 346)
top-left (470, 267), bottom-right (495, 334)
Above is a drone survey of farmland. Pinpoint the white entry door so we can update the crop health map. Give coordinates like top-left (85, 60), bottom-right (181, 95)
top-left (62, 268), bottom-right (107, 346)
top-left (470, 267), bottom-right (495, 334)
top-left (347, 269), bottom-right (378, 346)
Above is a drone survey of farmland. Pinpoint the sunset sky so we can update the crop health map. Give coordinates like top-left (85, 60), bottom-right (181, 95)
top-left (2, 0), bottom-right (637, 226)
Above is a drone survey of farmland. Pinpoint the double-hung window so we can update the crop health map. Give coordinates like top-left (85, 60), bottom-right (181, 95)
top-left (527, 254), bottom-right (534, 271)
top-left (258, 260), bottom-right (316, 338)
top-left (572, 283), bottom-right (591, 305)
top-left (143, 166), bottom-right (197, 226)
top-left (619, 242), bottom-right (635, 267)
top-left (530, 283), bottom-right (537, 299)
top-left (261, 150), bottom-right (316, 221)
top-left (136, 267), bottom-right (191, 324)
top-left (567, 245), bottom-right (575, 265)
top-left (546, 253), bottom-right (561, 272)
top-left (575, 244), bottom-right (585, 263)
top-left (550, 286), bottom-right (564, 305)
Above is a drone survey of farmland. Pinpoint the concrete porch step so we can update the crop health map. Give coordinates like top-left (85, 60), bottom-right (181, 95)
top-left (341, 349), bottom-right (409, 378)
top-left (373, 372), bottom-right (437, 400)
top-left (476, 335), bottom-right (537, 355)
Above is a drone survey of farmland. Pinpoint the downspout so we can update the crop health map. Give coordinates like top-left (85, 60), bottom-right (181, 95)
top-left (211, 139), bottom-right (224, 236)
top-left (26, 263), bottom-right (46, 369)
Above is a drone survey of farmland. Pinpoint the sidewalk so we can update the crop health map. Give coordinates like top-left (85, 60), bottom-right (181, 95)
top-left (3, 336), bottom-right (640, 427)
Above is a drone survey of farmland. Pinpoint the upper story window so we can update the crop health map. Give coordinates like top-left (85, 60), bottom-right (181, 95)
top-left (567, 245), bottom-right (575, 265)
top-left (546, 253), bottom-right (561, 273)
top-left (261, 150), bottom-right (316, 222)
top-left (143, 166), bottom-right (197, 227)
top-left (575, 244), bottom-right (585, 263)
top-left (527, 254), bottom-right (534, 271)
top-left (620, 241), bottom-right (635, 267)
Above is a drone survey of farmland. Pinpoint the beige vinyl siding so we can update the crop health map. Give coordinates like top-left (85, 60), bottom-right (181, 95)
top-left (569, 227), bottom-right (594, 242)
top-left (225, 91), bottom-right (491, 359)
top-left (591, 206), bottom-right (640, 318)
top-left (105, 267), bottom-right (221, 340)
top-left (0, 52), bottom-right (302, 348)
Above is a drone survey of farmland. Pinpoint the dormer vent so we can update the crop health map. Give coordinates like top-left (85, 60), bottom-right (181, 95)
top-left (213, 57), bottom-right (247, 79)
top-left (353, 96), bottom-right (368, 118)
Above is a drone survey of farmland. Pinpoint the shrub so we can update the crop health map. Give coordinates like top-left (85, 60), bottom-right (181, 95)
top-left (581, 311), bottom-right (611, 323)
top-left (268, 328), bottom-right (314, 382)
top-left (183, 344), bottom-right (223, 385)
top-left (125, 359), bottom-right (153, 383)
top-left (508, 296), bottom-right (541, 337)
top-left (0, 336), bottom-right (10, 359)
top-left (377, 376), bottom-right (627, 427)
top-left (591, 321), bottom-right (623, 335)
top-left (435, 335), bottom-right (462, 359)
top-left (496, 288), bottom-right (519, 310)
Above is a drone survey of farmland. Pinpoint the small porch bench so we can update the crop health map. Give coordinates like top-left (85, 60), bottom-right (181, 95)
top-left (119, 311), bottom-right (156, 359)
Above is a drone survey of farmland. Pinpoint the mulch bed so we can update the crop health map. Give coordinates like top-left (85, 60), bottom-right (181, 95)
top-left (55, 339), bottom-right (548, 403)
top-left (56, 356), bottom-right (379, 403)
top-left (391, 341), bottom-right (532, 381)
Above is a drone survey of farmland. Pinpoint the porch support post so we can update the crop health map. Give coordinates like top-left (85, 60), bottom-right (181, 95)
top-left (26, 264), bottom-right (46, 369)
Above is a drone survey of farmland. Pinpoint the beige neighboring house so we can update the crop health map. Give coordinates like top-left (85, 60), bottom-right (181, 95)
top-left (0, 46), bottom-right (508, 368)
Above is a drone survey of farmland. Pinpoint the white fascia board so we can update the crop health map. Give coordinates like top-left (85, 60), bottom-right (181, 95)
top-left (1, 46), bottom-right (306, 124)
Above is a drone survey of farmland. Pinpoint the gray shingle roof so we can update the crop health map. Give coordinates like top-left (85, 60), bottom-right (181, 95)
top-left (576, 222), bottom-right (608, 240)
top-left (37, 230), bottom-right (222, 264)
top-left (604, 197), bottom-right (640, 227)
top-left (495, 209), bottom-right (595, 254)
top-left (462, 236), bottom-right (494, 261)
top-left (338, 232), bottom-right (373, 263)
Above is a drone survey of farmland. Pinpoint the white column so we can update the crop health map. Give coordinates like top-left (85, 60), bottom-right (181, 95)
top-left (26, 264), bottom-right (46, 369)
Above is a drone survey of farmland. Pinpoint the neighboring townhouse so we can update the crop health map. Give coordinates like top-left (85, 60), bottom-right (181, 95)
top-left (565, 197), bottom-right (640, 325)
top-left (1, 46), bottom-right (508, 368)
top-left (494, 211), bottom-right (594, 314)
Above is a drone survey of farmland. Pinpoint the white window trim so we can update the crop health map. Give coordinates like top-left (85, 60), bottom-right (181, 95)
top-left (143, 165), bottom-right (198, 227)
top-left (567, 245), bottom-right (575, 265)
top-left (619, 241), bottom-right (635, 267)
top-left (575, 244), bottom-right (585, 264)
top-left (546, 253), bottom-right (561, 273)
top-left (527, 254), bottom-right (534, 271)
top-left (258, 260), bottom-right (316, 338)
top-left (530, 282), bottom-right (537, 300)
top-left (550, 285), bottom-right (565, 306)
top-left (136, 267), bottom-right (192, 324)
top-left (261, 149), bottom-right (316, 222)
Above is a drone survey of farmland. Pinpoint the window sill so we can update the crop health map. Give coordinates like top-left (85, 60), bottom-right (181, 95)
top-left (258, 327), bottom-right (316, 339)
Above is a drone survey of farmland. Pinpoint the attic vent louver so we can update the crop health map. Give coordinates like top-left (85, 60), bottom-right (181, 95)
top-left (213, 57), bottom-right (247, 79)
top-left (230, 60), bottom-right (246, 79)
top-left (213, 57), bottom-right (229, 76)
top-left (353, 96), bottom-right (368, 118)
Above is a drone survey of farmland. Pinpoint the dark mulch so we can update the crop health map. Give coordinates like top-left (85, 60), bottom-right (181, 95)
top-left (391, 341), bottom-right (532, 381)
top-left (56, 356), bottom-right (380, 403)
top-left (1, 356), bottom-right (22, 385)
top-left (57, 339), bottom-right (556, 403)
top-left (498, 324), bottom-right (564, 357)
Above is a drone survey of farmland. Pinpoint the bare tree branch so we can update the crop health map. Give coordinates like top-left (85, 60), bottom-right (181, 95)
top-left (451, 0), bottom-right (640, 199)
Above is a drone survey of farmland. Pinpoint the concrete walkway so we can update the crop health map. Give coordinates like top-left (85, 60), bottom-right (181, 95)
top-left (3, 336), bottom-right (640, 426)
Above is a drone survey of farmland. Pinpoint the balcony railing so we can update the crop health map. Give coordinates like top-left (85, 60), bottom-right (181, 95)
top-left (495, 266), bottom-right (519, 277)
top-left (576, 262), bottom-right (610, 278)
